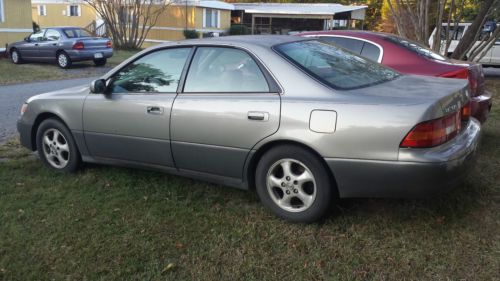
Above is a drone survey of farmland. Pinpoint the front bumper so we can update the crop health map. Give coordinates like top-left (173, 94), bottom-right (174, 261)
top-left (471, 90), bottom-right (492, 123)
top-left (66, 48), bottom-right (113, 61)
top-left (326, 118), bottom-right (481, 198)
top-left (17, 119), bottom-right (35, 151)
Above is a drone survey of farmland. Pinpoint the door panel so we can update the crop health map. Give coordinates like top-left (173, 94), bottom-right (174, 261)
top-left (490, 41), bottom-right (500, 64)
top-left (82, 47), bottom-right (192, 166)
top-left (171, 93), bottom-right (280, 178)
top-left (83, 94), bottom-right (175, 166)
top-left (20, 30), bottom-right (45, 59)
top-left (38, 29), bottom-right (61, 59)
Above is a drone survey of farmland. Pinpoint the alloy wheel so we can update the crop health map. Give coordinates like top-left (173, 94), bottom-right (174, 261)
top-left (42, 128), bottom-right (70, 169)
top-left (266, 158), bottom-right (317, 212)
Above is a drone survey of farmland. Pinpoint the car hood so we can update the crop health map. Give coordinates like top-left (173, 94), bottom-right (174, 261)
top-left (27, 84), bottom-right (90, 103)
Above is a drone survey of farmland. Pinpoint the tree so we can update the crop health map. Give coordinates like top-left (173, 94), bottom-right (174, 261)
top-left (386, 0), bottom-right (500, 62)
top-left (84, 0), bottom-right (172, 50)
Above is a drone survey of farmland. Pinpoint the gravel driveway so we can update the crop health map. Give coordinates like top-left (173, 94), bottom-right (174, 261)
top-left (0, 77), bottom-right (96, 143)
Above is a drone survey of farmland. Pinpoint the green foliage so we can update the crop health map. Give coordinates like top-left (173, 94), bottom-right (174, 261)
top-left (229, 24), bottom-right (250, 35)
top-left (183, 29), bottom-right (200, 39)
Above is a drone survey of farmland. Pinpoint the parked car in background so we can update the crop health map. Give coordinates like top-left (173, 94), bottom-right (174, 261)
top-left (17, 36), bottom-right (480, 223)
top-left (299, 30), bottom-right (492, 123)
top-left (429, 22), bottom-right (500, 65)
top-left (7, 27), bottom-right (113, 69)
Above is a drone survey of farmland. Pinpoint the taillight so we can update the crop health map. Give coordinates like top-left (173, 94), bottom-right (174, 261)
top-left (400, 111), bottom-right (461, 148)
top-left (73, 41), bottom-right (84, 50)
top-left (461, 102), bottom-right (471, 121)
top-left (106, 41), bottom-right (112, 48)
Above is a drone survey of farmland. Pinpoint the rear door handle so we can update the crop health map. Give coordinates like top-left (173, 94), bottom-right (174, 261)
top-left (147, 106), bottom-right (163, 115)
top-left (248, 111), bottom-right (269, 121)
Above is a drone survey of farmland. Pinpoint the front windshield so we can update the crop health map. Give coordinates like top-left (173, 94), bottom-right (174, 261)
top-left (385, 36), bottom-right (448, 61)
top-left (62, 28), bottom-right (91, 38)
top-left (274, 40), bottom-right (399, 90)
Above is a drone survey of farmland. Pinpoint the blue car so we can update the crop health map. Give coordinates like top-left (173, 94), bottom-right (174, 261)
top-left (7, 27), bottom-right (113, 69)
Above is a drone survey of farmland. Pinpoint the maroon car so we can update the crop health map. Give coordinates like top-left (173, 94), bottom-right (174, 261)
top-left (299, 30), bottom-right (492, 123)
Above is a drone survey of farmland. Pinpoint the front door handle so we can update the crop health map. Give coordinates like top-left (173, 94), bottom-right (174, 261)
top-left (147, 106), bottom-right (163, 115)
top-left (248, 111), bottom-right (269, 121)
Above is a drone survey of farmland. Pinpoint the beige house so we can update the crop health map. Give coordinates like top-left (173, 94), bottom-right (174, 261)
top-left (30, 0), bottom-right (233, 47)
top-left (0, 0), bottom-right (33, 52)
top-left (32, 0), bottom-right (98, 29)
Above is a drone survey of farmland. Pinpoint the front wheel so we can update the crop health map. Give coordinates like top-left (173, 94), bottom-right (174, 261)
top-left (93, 58), bottom-right (107, 67)
top-left (57, 52), bottom-right (72, 69)
top-left (36, 118), bottom-right (81, 173)
top-left (11, 49), bottom-right (23, 64)
top-left (255, 145), bottom-right (334, 223)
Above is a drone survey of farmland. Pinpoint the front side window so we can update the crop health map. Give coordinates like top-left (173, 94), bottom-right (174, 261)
top-left (184, 47), bottom-right (270, 93)
top-left (62, 28), bottom-right (91, 38)
top-left (45, 29), bottom-right (61, 41)
top-left (274, 40), bottom-right (398, 90)
top-left (29, 30), bottom-right (46, 42)
top-left (110, 48), bottom-right (191, 94)
top-left (204, 8), bottom-right (218, 28)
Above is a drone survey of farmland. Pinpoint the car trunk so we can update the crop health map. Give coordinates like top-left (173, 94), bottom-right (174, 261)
top-left (77, 37), bottom-right (109, 50)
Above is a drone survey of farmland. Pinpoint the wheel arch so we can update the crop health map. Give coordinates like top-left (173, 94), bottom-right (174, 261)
top-left (245, 139), bottom-right (339, 198)
top-left (30, 112), bottom-right (69, 150)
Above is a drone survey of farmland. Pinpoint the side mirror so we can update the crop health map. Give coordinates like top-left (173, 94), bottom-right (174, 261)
top-left (24, 37), bottom-right (30, 42)
top-left (90, 79), bottom-right (107, 94)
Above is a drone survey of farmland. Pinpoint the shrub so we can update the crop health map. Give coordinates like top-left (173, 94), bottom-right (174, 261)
top-left (33, 21), bottom-right (40, 32)
top-left (183, 29), bottom-right (199, 39)
top-left (229, 24), bottom-right (250, 35)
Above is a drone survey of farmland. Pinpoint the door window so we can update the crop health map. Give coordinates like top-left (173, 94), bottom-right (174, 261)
top-left (360, 42), bottom-right (381, 62)
top-left (184, 47), bottom-right (269, 93)
top-left (319, 36), bottom-right (364, 54)
top-left (29, 30), bottom-right (46, 42)
top-left (45, 29), bottom-right (61, 41)
top-left (110, 48), bottom-right (191, 94)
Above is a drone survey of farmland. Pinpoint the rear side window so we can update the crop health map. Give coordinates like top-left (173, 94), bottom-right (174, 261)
top-left (360, 42), bottom-right (380, 62)
top-left (184, 47), bottom-right (269, 93)
top-left (274, 40), bottom-right (398, 90)
top-left (110, 48), bottom-right (191, 93)
top-left (319, 37), bottom-right (364, 54)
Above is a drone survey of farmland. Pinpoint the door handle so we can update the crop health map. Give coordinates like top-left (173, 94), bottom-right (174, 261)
top-left (248, 111), bottom-right (269, 121)
top-left (34, 43), bottom-right (39, 46)
top-left (147, 106), bottom-right (163, 115)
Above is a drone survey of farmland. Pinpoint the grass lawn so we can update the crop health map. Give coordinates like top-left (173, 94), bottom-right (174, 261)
top-left (0, 50), bottom-right (138, 85)
top-left (0, 81), bottom-right (498, 280)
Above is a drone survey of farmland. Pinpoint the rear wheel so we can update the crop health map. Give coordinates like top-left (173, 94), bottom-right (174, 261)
top-left (93, 58), bottom-right (107, 67)
top-left (36, 118), bottom-right (81, 173)
top-left (57, 51), bottom-right (72, 69)
top-left (10, 49), bottom-right (23, 64)
top-left (255, 145), bottom-right (333, 223)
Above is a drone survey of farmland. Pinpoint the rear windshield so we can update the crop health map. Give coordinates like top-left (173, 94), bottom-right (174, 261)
top-left (62, 28), bottom-right (91, 38)
top-left (274, 40), bottom-right (399, 90)
top-left (385, 36), bottom-right (448, 61)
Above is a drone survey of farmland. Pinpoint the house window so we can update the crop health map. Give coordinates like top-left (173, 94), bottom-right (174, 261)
top-left (204, 8), bottom-right (219, 28)
top-left (68, 5), bottom-right (80, 17)
top-left (38, 5), bottom-right (47, 16)
top-left (0, 0), bottom-right (4, 22)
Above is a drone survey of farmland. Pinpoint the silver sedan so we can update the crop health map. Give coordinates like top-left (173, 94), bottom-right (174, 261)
top-left (17, 36), bottom-right (480, 222)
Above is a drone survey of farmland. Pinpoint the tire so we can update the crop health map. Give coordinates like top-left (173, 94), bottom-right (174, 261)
top-left (255, 145), bottom-right (333, 223)
top-left (93, 58), bottom-right (107, 67)
top-left (36, 118), bottom-right (81, 173)
top-left (10, 49), bottom-right (23, 64)
top-left (56, 51), bottom-right (72, 69)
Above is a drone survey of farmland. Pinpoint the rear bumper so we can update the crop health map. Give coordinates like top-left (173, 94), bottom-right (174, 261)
top-left (471, 90), bottom-right (492, 123)
top-left (66, 48), bottom-right (113, 61)
top-left (326, 118), bottom-right (481, 198)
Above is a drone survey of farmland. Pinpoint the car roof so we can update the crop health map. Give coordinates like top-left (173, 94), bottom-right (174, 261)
top-left (156, 35), bottom-right (309, 49)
